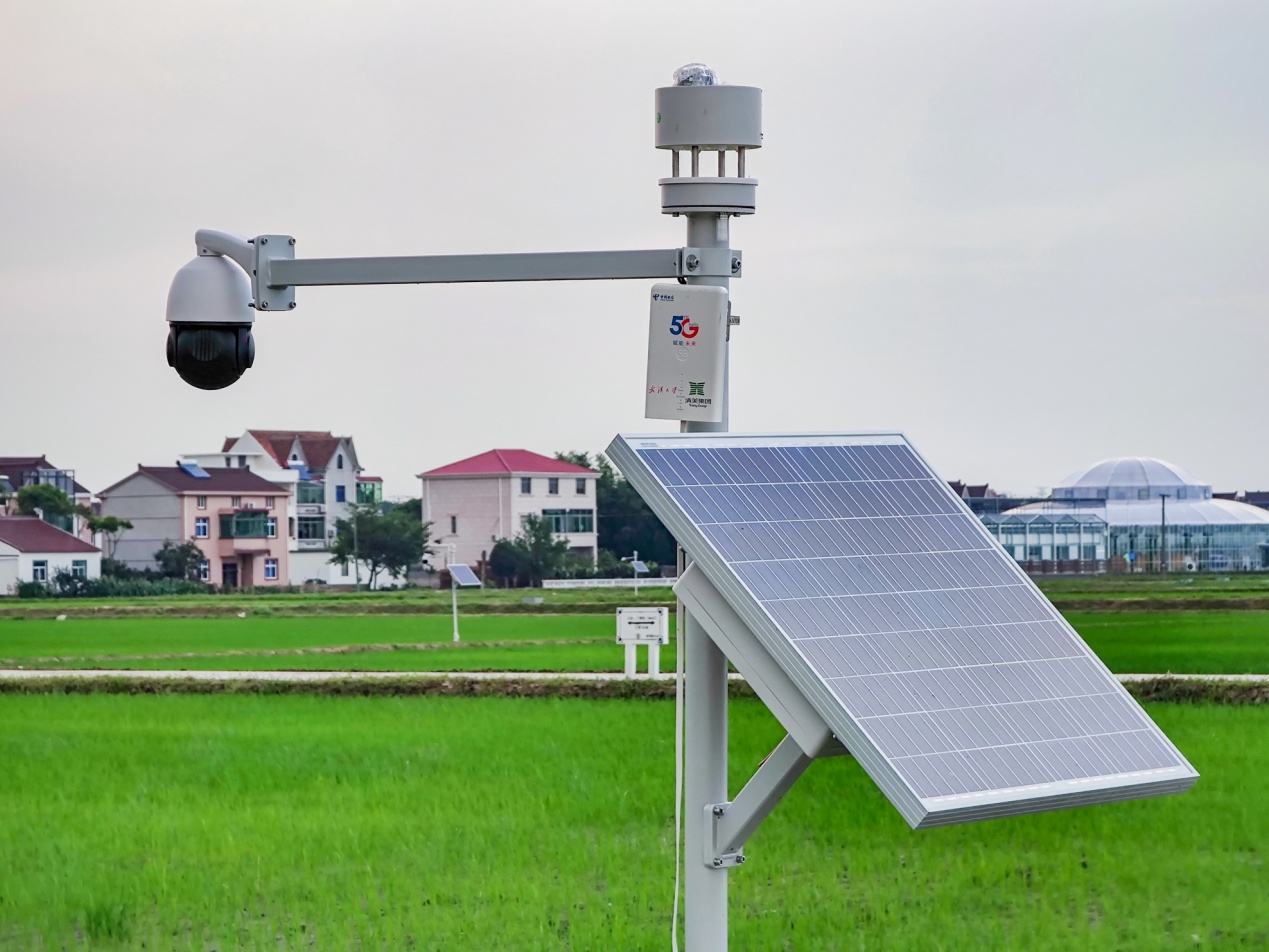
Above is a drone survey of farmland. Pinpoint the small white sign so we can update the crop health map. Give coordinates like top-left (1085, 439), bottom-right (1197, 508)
top-left (645, 283), bottom-right (728, 423)
top-left (616, 607), bottom-right (669, 645)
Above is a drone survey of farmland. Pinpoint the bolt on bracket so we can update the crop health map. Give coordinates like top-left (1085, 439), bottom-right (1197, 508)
top-left (678, 247), bottom-right (741, 278)
top-left (252, 235), bottom-right (297, 312)
top-left (704, 803), bottom-right (747, 869)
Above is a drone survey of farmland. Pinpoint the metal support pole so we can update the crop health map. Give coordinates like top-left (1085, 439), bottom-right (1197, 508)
top-left (449, 543), bottom-right (460, 643)
top-left (452, 574), bottom-right (460, 643)
top-left (683, 209), bottom-right (731, 952)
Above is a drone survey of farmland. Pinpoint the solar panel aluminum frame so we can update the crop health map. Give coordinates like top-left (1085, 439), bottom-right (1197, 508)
top-left (607, 431), bottom-right (1198, 830)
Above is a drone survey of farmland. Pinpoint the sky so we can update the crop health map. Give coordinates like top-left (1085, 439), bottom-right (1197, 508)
top-left (1, 0), bottom-right (1266, 500)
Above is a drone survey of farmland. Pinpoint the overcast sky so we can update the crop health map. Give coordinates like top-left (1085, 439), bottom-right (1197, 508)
top-left (2, 1), bottom-right (1266, 499)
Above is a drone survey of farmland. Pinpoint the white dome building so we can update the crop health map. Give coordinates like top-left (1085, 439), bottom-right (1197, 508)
top-left (983, 457), bottom-right (1269, 573)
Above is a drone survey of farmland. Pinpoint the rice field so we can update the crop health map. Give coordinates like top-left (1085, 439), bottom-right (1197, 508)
top-left (3, 610), bottom-right (1268, 674)
top-left (0, 695), bottom-right (1260, 950)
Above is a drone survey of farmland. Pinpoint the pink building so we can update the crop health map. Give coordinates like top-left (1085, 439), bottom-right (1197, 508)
top-left (418, 450), bottom-right (599, 567)
top-left (99, 463), bottom-right (290, 588)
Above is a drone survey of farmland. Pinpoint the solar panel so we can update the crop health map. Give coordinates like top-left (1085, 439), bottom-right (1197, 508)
top-left (178, 460), bottom-right (211, 479)
top-left (607, 432), bottom-right (1197, 828)
top-left (449, 563), bottom-right (482, 587)
top-left (632, 560), bottom-right (650, 574)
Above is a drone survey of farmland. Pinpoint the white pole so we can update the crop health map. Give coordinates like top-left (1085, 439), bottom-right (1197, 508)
top-left (449, 543), bottom-right (460, 643)
top-left (625, 643), bottom-right (638, 679)
top-left (648, 640), bottom-right (661, 678)
top-left (634, 549), bottom-right (640, 596)
top-left (682, 209), bottom-right (731, 951)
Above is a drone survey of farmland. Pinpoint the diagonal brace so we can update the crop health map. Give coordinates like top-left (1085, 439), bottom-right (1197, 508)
top-left (705, 733), bottom-right (813, 869)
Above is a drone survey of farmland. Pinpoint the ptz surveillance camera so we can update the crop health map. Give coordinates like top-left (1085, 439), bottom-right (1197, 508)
top-left (165, 254), bottom-right (255, 390)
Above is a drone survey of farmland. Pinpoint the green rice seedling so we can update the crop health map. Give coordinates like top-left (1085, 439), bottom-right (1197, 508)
top-left (0, 696), bottom-right (1262, 949)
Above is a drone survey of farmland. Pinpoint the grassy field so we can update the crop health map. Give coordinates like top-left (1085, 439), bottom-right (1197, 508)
top-left (0, 615), bottom-right (614, 662)
top-left (3, 611), bottom-right (1268, 674)
top-left (1065, 611), bottom-right (1269, 674)
top-left (0, 694), bottom-right (1258, 950)
top-left (7, 572), bottom-right (1269, 621)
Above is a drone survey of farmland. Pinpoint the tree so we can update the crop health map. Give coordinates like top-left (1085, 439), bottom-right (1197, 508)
top-left (513, 513), bottom-right (570, 586)
top-left (488, 538), bottom-right (523, 587)
top-left (388, 497), bottom-right (423, 521)
top-left (15, 484), bottom-right (90, 531)
top-left (87, 515), bottom-right (133, 559)
top-left (329, 504), bottom-right (430, 588)
top-left (556, 451), bottom-right (677, 566)
top-left (154, 540), bottom-right (204, 581)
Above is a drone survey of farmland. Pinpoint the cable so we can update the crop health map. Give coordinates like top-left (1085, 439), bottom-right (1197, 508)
top-left (671, 604), bottom-right (685, 952)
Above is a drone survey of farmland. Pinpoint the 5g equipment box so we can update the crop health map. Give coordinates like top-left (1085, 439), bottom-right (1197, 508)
top-left (645, 283), bottom-right (727, 423)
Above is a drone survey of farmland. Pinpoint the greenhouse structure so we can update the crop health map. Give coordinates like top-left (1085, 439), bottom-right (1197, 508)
top-left (981, 457), bottom-right (1269, 573)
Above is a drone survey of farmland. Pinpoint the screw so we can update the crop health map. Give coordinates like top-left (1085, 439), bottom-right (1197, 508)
top-left (712, 858), bottom-right (723, 868)
top-left (685, 254), bottom-right (699, 271)
top-left (288, 301), bottom-right (296, 309)
top-left (260, 301), bottom-right (269, 309)
top-left (712, 805), bottom-right (725, 818)
top-left (288, 237), bottom-right (295, 245)
top-left (731, 257), bottom-right (741, 274)
top-left (260, 237), bottom-right (268, 245)
top-left (737, 855), bottom-right (746, 864)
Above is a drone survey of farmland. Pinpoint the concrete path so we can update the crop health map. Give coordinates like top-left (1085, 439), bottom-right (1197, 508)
top-left (1, 668), bottom-right (1266, 683)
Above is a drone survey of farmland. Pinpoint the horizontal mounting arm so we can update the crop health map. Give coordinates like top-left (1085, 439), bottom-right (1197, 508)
top-left (191, 230), bottom-right (744, 309)
top-left (266, 248), bottom-right (687, 287)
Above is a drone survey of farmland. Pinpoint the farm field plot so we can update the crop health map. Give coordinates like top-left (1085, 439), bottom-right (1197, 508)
top-left (3, 612), bottom-right (1268, 674)
top-left (0, 695), bottom-right (1260, 950)
top-left (1064, 611), bottom-right (1269, 674)
top-left (0, 615), bottom-right (614, 663)
top-left (8, 573), bottom-right (1269, 622)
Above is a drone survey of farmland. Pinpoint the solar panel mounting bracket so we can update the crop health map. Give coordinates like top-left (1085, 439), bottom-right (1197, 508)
top-left (705, 733), bottom-right (819, 869)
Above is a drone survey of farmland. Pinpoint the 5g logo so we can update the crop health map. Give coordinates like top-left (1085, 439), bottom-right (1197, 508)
top-left (669, 315), bottom-right (699, 339)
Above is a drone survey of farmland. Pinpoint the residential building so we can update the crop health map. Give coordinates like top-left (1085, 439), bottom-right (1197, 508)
top-left (99, 463), bottom-right (289, 588)
top-left (418, 449), bottom-right (599, 567)
top-left (0, 516), bottom-right (101, 595)
top-left (0, 455), bottom-right (94, 540)
top-left (183, 430), bottom-right (380, 584)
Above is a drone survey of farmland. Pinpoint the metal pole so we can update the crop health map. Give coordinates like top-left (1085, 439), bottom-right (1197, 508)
top-left (450, 543), bottom-right (460, 642)
top-left (683, 209), bottom-right (730, 952)
top-left (353, 514), bottom-right (361, 589)
top-left (633, 549), bottom-right (639, 596)
top-left (1160, 495), bottom-right (1167, 574)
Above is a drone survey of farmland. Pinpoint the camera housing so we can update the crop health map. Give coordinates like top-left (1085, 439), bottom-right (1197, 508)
top-left (165, 254), bottom-right (255, 390)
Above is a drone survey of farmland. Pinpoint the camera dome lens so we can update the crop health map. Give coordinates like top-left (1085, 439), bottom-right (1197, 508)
top-left (170, 325), bottom-right (250, 390)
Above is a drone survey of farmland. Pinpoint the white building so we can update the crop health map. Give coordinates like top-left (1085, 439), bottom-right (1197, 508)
top-left (0, 516), bottom-right (101, 595)
top-left (984, 457), bottom-right (1269, 573)
top-left (185, 430), bottom-right (382, 585)
top-left (418, 449), bottom-right (599, 568)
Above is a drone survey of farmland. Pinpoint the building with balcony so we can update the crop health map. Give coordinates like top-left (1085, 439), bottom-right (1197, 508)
top-left (0, 455), bottom-right (94, 541)
top-left (183, 430), bottom-right (380, 584)
top-left (99, 463), bottom-right (289, 588)
top-left (418, 449), bottom-right (599, 568)
top-left (0, 516), bottom-right (101, 595)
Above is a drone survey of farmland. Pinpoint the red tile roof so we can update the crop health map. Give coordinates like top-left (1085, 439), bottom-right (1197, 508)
top-left (0, 517), bottom-right (99, 554)
top-left (233, 430), bottom-right (347, 469)
top-left (419, 450), bottom-right (597, 478)
top-left (100, 466), bottom-right (288, 497)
